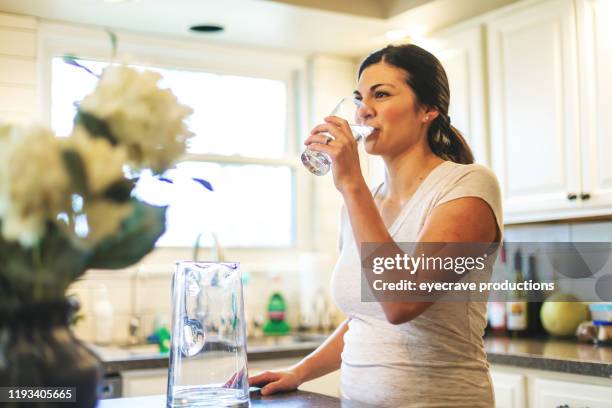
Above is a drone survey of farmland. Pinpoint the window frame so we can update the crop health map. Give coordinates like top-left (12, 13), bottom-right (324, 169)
top-left (38, 21), bottom-right (311, 250)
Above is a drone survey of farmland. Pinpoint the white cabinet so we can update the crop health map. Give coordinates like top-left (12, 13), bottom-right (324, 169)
top-left (249, 357), bottom-right (341, 397)
top-left (576, 0), bottom-right (612, 212)
top-left (487, 0), bottom-right (612, 223)
top-left (299, 370), bottom-right (341, 397)
top-left (531, 377), bottom-right (612, 408)
top-left (118, 359), bottom-right (301, 398)
top-left (118, 356), bottom-right (341, 398)
top-left (121, 368), bottom-right (167, 398)
top-left (487, 0), bottom-right (582, 223)
top-left (491, 364), bottom-right (612, 408)
top-left (247, 357), bottom-right (300, 375)
top-left (490, 369), bottom-right (527, 408)
top-left (425, 25), bottom-right (489, 165)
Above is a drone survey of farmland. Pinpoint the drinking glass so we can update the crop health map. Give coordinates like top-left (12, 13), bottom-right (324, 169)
top-left (301, 97), bottom-right (374, 176)
top-left (167, 261), bottom-right (249, 408)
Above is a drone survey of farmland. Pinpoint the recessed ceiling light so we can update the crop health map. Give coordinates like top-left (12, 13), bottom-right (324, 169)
top-left (103, 0), bottom-right (133, 3)
top-left (189, 25), bottom-right (224, 33)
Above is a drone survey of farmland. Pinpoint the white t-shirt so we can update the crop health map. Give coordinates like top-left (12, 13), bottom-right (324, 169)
top-left (330, 160), bottom-right (503, 408)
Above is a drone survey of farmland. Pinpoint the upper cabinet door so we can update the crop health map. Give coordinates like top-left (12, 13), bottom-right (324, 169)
top-left (487, 0), bottom-right (582, 222)
top-left (577, 0), bottom-right (612, 211)
top-left (427, 26), bottom-right (489, 165)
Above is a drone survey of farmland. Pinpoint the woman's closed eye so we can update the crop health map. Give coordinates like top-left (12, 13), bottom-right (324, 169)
top-left (374, 90), bottom-right (390, 99)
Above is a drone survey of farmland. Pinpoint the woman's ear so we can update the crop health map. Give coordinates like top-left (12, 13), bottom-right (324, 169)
top-left (422, 107), bottom-right (440, 123)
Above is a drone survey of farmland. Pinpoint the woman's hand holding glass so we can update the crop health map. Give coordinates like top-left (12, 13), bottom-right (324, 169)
top-left (301, 97), bottom-right (373, 177)
top-left (302, 97), bottom-right (374, 191)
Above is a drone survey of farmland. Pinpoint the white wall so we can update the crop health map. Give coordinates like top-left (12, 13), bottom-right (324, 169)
top-left (0, 13), bottom-right (38, 123)
top-left (0, 12), bottom-right (361, 342)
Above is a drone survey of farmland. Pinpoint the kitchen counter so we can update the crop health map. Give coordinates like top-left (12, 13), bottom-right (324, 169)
top-left (97, 390), bottom-right (374, 407)
top-left (90, 334), bottom-right (327, 374)
top-left (91, 335), bottom-right (612, 379)
top-left (485, 337), bottom-right (612, 378)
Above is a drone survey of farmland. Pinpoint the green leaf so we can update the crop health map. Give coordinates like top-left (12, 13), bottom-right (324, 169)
top-left (192, 177), bottom-right (213, 192)
top-left (86, 199), bottom-right (166, 270)
top-left (74, 110), bottom-right (118, 145)
top-left (105, 28), bottom-right (118, 60)
top-left (38, 222), bottom-right (91, 285)
top-left (62, 54), bottom-right (99, 78)
top-left (0, 221), bottom-right (90, 304)
top-left (104, 179), bottom-right (135, 202)
top-left (62, 149), bottom-right (89, 196)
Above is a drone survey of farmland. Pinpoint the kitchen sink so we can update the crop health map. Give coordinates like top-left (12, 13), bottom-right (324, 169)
top-left (246, 333), bottom-right (327, 348)
top-left (88, 343), bottom-right (166, 360)
top-left (90, 333), bottom-right (327, 361)
top-left (118, 343), bottom-right (163, 355)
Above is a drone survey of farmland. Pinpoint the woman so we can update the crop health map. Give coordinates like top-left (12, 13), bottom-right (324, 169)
top-left (249, 44), bottom-right (502, 407)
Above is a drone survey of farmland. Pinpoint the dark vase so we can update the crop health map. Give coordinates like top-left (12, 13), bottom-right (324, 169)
top-left (0, 300), bottom-right (101, 407)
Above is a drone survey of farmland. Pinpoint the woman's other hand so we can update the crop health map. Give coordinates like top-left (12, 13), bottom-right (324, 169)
top-left (248, 369), bottom-right (302, 396)
top-left (305, 116), bottom-right (366, 194)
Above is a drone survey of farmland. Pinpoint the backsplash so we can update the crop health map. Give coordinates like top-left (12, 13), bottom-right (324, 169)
top-left (69, 219), bottom-right (612, 344)
top-left (502, 220), bottom-right (612, 300)
top-left (68, 257), bottom-right (342, 345)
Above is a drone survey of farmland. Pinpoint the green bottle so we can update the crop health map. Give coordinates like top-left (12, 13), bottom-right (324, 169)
top-left (263, 293), bottom-right (291, 336)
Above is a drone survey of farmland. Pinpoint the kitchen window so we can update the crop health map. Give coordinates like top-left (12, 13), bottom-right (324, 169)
top-left (47, 41), bottom-right (304, 249)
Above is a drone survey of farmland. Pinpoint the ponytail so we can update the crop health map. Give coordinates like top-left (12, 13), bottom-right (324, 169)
top-left (427, 114), bottom-right (474, 164)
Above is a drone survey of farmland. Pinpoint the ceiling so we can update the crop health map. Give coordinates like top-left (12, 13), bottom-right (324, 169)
top-left (265, 0), bottom-right (436, 19)
top-left (0, 0), bottom-right (520, 57)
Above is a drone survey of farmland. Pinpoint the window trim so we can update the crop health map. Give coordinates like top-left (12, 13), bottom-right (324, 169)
top-left (38, 21), bottom-right (311, 251)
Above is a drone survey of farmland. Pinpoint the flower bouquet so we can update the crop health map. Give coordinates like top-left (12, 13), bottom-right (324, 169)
top-left (0, 62), bottom-right (195, 407)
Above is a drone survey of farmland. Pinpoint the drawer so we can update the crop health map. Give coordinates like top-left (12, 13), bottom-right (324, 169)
top-left (531, 378), bottom-right (612, 408)
top-left (490, 369), bottom-right (527, 408)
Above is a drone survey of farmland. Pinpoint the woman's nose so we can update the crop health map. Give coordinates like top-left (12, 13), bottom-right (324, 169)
top-left (355, 100), bottom-right (374, 122)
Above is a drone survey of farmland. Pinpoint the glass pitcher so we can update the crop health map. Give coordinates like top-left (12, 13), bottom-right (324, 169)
top-left (167, 262), bottom-right (249, 407)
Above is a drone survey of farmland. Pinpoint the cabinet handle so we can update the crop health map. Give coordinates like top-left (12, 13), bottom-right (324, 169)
top-left (556, 405), bottom-right (590, 408)
top-left (580, 192), bottom-right (591, 200)
top-left (567, 193), bottom-right (577, 200)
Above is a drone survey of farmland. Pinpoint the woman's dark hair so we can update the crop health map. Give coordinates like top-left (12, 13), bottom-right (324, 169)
top-left (358, 44), bottom-right (474, 164)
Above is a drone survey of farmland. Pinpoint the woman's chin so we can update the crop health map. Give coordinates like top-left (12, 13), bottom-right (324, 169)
top-left (363, 136), bottom-right (378, 154)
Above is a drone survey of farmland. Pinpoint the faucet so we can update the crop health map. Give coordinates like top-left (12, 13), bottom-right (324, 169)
top-left (192, 231), bottom-right (225, 262)
top-left (191, 232), bottom-right (225, 338)
top-left (126, 267), bottom-right (144, 346)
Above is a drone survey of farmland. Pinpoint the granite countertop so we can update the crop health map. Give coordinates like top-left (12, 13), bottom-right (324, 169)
top-left (484, 337), bottom-right (612, 378)
top-left (90, 334), bottom-right (612, 379)
top-left (97, 390), bottom-right (374, 407)
top-left (90, 333), bottom-right (327, 374)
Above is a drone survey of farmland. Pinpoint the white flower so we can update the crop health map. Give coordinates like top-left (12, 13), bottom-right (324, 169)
top-left (0, 124), bottom-right (70, 246)
top-left (79, 65), bottom-right (193, 173)
top-left (67, 126), bottom-right (128, 195)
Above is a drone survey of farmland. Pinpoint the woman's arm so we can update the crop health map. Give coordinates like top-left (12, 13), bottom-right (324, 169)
top-left (248, 318), bottom-right (349, 395)
top-left (305, 118), bottom-right (498, 324)
top-left (290, 318), bottom-right (349, 382)
top-left (342, 183), bottom-right (498, 324)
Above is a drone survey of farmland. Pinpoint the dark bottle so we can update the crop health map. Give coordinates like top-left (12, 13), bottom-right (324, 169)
top-left (506, 249), bottom-right (528, 338)
top-left (487, 301), bottom-right (507, 336)
top-left (525, 254), bottom-right (546, 337)
top-left (486, 242), bottom-right (507, 337)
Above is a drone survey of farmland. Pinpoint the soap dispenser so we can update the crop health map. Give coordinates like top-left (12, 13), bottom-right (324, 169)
top-left (93, 284), bottom-right (114, 345)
